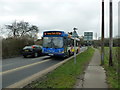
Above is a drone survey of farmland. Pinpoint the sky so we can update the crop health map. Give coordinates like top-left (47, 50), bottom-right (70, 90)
top-left (0, 0), bottom-right (119, 39)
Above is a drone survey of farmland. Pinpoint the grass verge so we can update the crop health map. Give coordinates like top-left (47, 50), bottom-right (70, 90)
top-left (25, 47), bottom-right (95, 88)
top-left (103, 47), bottom-right (119, 88)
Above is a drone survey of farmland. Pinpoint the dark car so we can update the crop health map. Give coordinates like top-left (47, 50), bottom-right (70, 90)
top-left (22, 45), bottom-right (42, 58)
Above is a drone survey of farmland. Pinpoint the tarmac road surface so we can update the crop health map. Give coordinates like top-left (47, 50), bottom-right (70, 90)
top-left (1, 47), bottom-right (87, 88)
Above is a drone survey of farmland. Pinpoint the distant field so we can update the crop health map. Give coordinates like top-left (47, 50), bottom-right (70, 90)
top-left (104, 47), bottom-right (119, 88)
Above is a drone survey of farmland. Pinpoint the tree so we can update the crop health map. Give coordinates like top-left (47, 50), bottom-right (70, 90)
top-left (5, 20), bottom-right (39, 38)
top-left (28, 25), bottom-right (39, 38)
top-left (79, 36), bottom-right (85, 46)
top-left (0, 26), bottom-right (6, 38)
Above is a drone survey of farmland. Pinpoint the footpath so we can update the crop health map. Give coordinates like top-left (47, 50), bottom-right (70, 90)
top-left (75, 49), bottom-right (108, 88)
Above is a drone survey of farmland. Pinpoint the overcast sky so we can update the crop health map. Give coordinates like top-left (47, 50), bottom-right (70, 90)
top-left (0, 0), bottom-right (119, 39)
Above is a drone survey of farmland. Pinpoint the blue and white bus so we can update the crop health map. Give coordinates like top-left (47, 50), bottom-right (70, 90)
top-left (42, 30), bottom-right (80, 57)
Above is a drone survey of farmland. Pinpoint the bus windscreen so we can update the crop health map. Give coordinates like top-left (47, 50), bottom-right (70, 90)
top-left (43, 37), bottom-right (63, 48)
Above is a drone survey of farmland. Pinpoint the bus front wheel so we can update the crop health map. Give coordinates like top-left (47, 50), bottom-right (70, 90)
top-left (67, 51), bottom-right (70, 57)
top-left (76, 49), bottom-right (79, 54)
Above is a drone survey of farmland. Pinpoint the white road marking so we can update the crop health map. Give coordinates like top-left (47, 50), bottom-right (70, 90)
top-left (2, 56), bottom-right (50, 67)
top-left (0, 59), bottom-right (52, 75)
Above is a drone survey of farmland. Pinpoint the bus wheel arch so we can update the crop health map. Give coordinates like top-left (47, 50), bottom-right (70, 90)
top-left (76, 49), bottom-right (79, 54)
top-left (66, 50), bottom-right (70, 57)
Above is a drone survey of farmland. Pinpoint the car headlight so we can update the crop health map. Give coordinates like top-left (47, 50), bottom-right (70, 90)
top-left (61, 51), bottom-right (64, 53)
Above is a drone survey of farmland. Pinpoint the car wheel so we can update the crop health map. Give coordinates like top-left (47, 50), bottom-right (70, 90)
top-left (34, 52), bottom-right (38, 58)
top-left (23, 55), bottom-right (27, 58)
top-left (66, 51), bottom-right (70, 58)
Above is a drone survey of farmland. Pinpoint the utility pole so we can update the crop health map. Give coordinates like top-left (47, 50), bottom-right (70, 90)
top-left (109, 0), bottom-right (113, 66)
top-left (101, 0), bottom-right (104, 65)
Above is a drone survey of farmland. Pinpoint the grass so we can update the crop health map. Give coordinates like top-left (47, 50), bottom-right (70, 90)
top-left (26, 47), bottom-right (95, 88)
top-left (103, 47), bottom-right (119, 88)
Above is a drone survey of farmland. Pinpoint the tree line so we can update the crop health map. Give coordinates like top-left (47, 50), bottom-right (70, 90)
top-left (92, 38), bottom-right (119, 47)
top-left (1, 20), bottom-right (40, 59)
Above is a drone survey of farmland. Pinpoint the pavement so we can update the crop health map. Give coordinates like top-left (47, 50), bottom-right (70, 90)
top-left (75, 49), bottom-right (108, 88)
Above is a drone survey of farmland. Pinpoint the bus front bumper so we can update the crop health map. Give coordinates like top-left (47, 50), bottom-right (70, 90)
top-left (43, 52), bottom-right (65, 57)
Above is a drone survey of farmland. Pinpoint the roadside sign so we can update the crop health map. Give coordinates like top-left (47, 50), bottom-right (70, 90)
top-left (84, 32), bottom-right (93, 41)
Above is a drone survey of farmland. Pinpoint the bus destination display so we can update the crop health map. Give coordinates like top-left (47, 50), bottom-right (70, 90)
top-left (44, 32), bottom-right (62, 35)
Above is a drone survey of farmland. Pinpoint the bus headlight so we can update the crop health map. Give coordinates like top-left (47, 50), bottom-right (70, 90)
top-left (61, 51), bottom-right (64, 53)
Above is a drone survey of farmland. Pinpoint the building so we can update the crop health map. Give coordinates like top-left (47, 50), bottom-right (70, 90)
top-left (84, 32), bottom-right (93, 46)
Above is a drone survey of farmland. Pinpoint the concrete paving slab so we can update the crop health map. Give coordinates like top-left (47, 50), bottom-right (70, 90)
top-left (75, 49), bottom-right (108, 88)
top-left (89, 49), bottom-right (101, 66)
top-left (83, 66), bottom-right (108, 88)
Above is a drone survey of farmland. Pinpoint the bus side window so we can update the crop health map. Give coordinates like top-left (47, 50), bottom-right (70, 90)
top-left (72, 39), bottom-right (74, 46)
top-left (64, 37), bottom-right (67, 46)
top-left (67, 38), bottom-right (71, 46)
top-left (76, 41), bottom-right (78, 46)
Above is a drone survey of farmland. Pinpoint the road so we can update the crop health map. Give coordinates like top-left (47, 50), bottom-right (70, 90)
top-left (1, 47), bottom-right (87, 88)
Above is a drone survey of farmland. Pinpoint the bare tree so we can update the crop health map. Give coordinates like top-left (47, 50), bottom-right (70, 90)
top-left (28, 25), bottom-right (39, 38)
top-left (5, 20), bottom-right (39, 38)
top-left (0, 26), bottom-right (6, 38)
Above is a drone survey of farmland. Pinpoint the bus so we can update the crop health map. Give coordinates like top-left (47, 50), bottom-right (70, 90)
top-left (42, 30), bottom-right (80, 57)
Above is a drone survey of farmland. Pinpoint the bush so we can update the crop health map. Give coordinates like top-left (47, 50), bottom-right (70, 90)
top-left (2, 37), bottom-right (34, 59)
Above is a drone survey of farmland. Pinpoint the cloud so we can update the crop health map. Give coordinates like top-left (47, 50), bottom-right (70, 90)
top-left (3, 6), bottom-right (13, 12)
top-left (0, 0), bottom-right (119, 39)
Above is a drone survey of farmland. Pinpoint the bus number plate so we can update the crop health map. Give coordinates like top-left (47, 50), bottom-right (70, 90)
top-left (48, 54), bottom-right (54, 56)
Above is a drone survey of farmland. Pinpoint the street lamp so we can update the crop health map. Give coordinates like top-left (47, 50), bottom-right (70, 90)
top-left (73, 28), bottom-right (78, 64)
